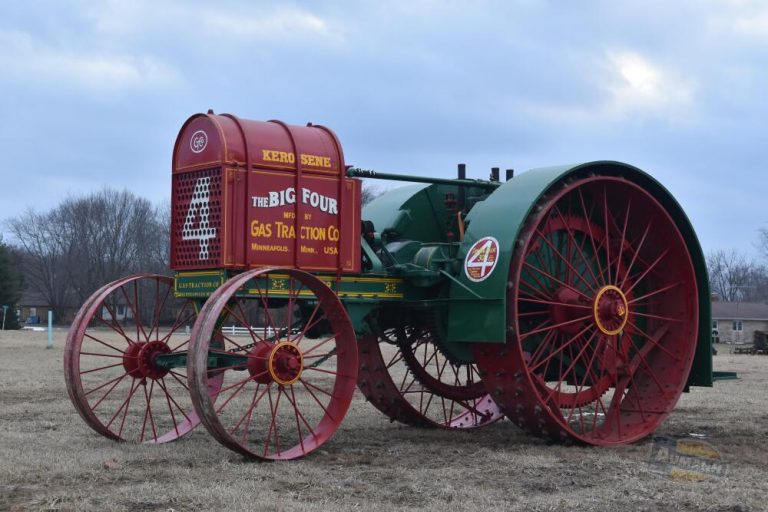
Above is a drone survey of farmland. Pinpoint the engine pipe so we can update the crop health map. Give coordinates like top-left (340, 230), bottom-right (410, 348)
top-left (346, 167), bottom-right (501, 190)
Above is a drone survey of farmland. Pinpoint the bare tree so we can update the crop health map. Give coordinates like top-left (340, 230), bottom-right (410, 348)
top-left (6, 188), bottom-right (168, 320)
top-left (743, 264), bottom-right (768, 302)
top-left (7, 209), bottom-right (74, 321)
top-left (57, 189), bottom-right (165, 302)
top-left (759, 227), bottom-right (768, 262)
top-left (137, 199), bottom-right (171, 275)
top-left (707, 249), bottom-right (768, 302)
top-left (0, 237), bottom-right (23, 329)
top-left (361, 184), bottom-right (381, 207)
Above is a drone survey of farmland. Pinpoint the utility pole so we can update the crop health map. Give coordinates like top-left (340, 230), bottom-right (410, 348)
top-left (2, 305), bottom-right (7, 330)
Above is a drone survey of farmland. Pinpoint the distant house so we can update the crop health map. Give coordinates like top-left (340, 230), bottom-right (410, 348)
top-left (17, 289), bottom-right (79, 324)
top-left (101, 300), bottom-right (133, 322)
top-left (711, 302), bottom-right (768, 344)
top-left (17, 290), bottom-right (52, 324)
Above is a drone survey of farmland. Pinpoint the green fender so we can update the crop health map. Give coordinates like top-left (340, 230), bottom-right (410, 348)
top-left (446, 161), bottom-right (713, 387)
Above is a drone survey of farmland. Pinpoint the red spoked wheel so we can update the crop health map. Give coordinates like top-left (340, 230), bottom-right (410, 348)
top-left (187, 268), bottom-right (357, 460)
top-left (475, 174), bottom-right (699, 445)
top-left (358, 328), bottom-right (503, 428)
top-left (64, 274), bottom-right (214, 443)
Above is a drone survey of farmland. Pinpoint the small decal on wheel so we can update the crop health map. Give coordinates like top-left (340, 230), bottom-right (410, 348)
top-left (464, 236), bottom-right (500, 282)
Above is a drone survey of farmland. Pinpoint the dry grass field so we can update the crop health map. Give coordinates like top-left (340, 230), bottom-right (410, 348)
top-left (1, 328), bottom-right (766, 512)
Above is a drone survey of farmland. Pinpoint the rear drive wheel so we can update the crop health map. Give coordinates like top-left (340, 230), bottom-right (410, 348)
top-left (475, 174), bottom-right (698, 445)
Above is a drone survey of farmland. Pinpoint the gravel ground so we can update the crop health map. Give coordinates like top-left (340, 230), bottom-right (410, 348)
top-left (0, 329), bottom-right (765, 512)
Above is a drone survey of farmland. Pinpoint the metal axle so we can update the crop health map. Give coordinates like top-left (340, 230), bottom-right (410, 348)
top-left (346, 167), bottom-right (501, 190)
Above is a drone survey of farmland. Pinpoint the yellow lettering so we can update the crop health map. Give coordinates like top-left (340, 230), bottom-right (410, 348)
top-left (250, 220), bottom-right (272, 238)
top-left (283, 211), bottom-right (295, 219)
top-left (250, 242), bottom-right (289, 252)
top-left (262, 150), bottom-right (296, 164)
top-left (300, 226), bottom-right (326, 241)
top-left (275, 221), bottom-right (296, 239)
top-left (299, 153), bottom-right (332, 168)
top-left (328, 225), bottom-right (340, 241)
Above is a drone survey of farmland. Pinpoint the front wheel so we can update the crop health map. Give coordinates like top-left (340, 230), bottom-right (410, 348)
top-left (64, 274), bottom-right (205, 443)
top-left (188, 268), bottom-right (358, 460)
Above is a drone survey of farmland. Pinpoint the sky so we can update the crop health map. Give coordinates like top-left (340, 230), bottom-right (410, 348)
top-left (1, 0), bottom-right (767, 258)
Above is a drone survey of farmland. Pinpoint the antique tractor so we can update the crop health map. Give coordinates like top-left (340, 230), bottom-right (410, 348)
top-left (64, 112), bottom-right (717, 460)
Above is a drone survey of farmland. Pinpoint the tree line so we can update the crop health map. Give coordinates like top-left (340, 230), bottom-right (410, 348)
top-left (707, 245), bottom-right (768, 302)
top-left (1, 186), bottom-right (767, 326)
top-left (3, 189), bottom-right (168, 323)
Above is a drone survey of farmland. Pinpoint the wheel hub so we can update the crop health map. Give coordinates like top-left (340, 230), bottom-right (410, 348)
top-left (593, 285), bottom-right (629, 335)
top-left (248, 341), bottom-right (304, 386)
top-left (122, 341), bottom-right (171, 380)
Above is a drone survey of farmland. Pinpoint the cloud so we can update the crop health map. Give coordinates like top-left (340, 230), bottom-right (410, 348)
top-left (203, 8), bottom-right (332, 40)
top-left (0, 29), bottom-right (182, 93)
top-left (604, 51), bottom-right (695, 118)
top-left (86, 1), bottom-right (341, 44)
top-left (517, 49), bottom-right (696, 128)
top-left (0, 0), bottom-right (766, 258)
top-left (709, 1), bottom-right (768, 42)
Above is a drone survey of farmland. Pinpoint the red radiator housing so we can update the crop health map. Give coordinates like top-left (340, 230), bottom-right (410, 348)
top-left (171, 112), bottom-right (360, 273)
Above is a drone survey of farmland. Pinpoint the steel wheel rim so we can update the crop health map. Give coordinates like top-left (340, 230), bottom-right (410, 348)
top-left (480, 175), bottom-right (698, 445)
top-left (357, 329), bottom-right (503, 429)
top-left (399, 328), bottom-right (487, 402)
top-left (187, 268), bottom-right (358, 460)
top-left (64, 274), bottom-right (205, 443)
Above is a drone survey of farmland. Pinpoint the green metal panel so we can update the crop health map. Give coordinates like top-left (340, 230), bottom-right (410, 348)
top-left (362, 182), bottom-right (492, 244)
top-left (362, 183), bottom-right (439, 242)
top-left (174, 270), bottom-right (227, 298)
top-left (446, 164), bottom-right (572, 343)
top-left (176, 270), bottom-right (404, 302)
top-left (445, 161), bottom-right (713, 387)
top-left (712, 371), bottom-right (738, 381)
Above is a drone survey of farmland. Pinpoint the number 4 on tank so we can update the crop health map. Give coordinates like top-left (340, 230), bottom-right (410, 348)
top-left (181, 177), bottom-right (217, 259)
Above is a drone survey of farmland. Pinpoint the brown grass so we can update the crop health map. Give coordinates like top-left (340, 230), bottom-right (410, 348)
top-left (1, 330), bottom-right (766, 512)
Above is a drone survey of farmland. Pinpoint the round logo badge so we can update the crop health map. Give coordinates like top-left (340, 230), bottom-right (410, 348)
top-left (190, 130), bottom-right (208, 154)
top-left (464, 236), bottom-right (500, 282)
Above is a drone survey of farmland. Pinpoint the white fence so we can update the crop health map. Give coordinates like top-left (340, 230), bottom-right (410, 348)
top-left (222, 325), bottom-right (279, 337)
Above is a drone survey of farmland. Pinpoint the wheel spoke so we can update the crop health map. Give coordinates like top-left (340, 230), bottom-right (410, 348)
top-left (534, 228), bottom-right (598, 293)
top-left (523, 262), bottom-right (592, 302)
top-left (619, 220), bottom-right (652, 290)
top-left (520, 314), bottom-right (593, 341)
top-left (83, 333), bottom-right (125, 354)
top-left (157, 378), bottom-right (180, 437)
top-left (553, 205), bottom-right (602, 287)
top-left (611, 198), bottom-right (631, 286)
top-left (627, 282), bottom-right (681, 304)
